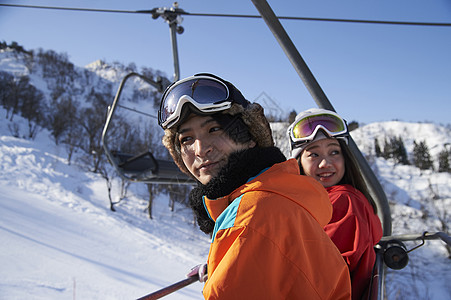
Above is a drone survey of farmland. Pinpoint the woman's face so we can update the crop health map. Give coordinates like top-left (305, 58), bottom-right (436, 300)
top-left (300, 138), bottom-right (345, 188)
top-left (178, 114), bottom-right (255, 185)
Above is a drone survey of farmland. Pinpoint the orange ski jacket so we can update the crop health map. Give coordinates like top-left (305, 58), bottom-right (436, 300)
top-left (202, 159), bottom-right (351, 299)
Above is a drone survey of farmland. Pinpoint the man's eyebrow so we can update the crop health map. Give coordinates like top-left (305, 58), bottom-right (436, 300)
top-left (178, 117), bottom-right (217, 135)
top-left (201, 118), bottom-right (218, 127)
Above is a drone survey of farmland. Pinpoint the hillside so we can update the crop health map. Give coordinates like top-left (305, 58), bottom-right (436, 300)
top-left (0, 107), bottom-right (210, 299)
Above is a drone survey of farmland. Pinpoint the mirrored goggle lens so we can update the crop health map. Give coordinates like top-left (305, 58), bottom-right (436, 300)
top-left (160, 78), bottom-right (229, 124)
top-left (292, 114), bottom-right (346, 139)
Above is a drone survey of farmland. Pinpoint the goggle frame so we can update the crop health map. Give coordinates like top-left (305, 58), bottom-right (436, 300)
top-left (288, 112), bottom-right (349, 149)
top-left (158, 75), bottom-right (232, 129)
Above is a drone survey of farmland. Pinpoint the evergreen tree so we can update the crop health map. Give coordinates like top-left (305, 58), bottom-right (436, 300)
top-left (382, 135), bottom-right (409, 165)
top-left (347, 121), bottom-right (359, 132)
top-left (375, 138), bottom-right (382, 157)
top-left (393, 136), bottom-right (409, 165)
top-left (288, 110), bottom-right (297, 124)
top-left (383, 136), bottom-right (397, 161)
top-left (413, 140), bottom-right (433, 170)
top-left (438, 149), bottom-right (450, 173)
top-left (382, 137), bottom-right (392, 159)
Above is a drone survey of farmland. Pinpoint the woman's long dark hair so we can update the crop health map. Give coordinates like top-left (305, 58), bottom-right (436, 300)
top-left (298, 138), bottom-right (378, 214)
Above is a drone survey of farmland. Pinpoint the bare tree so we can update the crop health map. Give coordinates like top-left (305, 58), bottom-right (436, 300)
top-left (19, 84), bottom-right (46, 139)
top-left (146, 184), bottom-right (154, 219)
top-left (99, 162), bottom-right (115, 212)
top-left (4, 76), bottom-right (31, 121)
top-left (78, 90), bottom-right (111, 173)
top-left (49, 96), bottom-right (79, 145)
top-left (0, 71), bottom-right (15, 114)
top-left (427, 178), bottom-right (451, 257)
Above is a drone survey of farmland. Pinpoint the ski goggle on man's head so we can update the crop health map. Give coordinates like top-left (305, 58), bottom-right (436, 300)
top-left (287, 108), bottom-right (349, 149)
top-left (158, 73), bottom-right (249, 129)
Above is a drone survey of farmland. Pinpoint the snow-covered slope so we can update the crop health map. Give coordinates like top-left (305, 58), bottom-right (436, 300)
top-left (2, 113), bottom-right (450, 299)
top-left (0, 111), bottom-right (210, 299)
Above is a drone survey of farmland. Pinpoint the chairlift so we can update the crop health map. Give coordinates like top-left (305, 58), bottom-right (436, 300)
top-left (101, 1), bottom-right (451, 299)
top-left (101, 71), bottom-right (195, 185)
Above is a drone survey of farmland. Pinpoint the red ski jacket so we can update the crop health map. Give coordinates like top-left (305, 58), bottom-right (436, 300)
top-left (202, 159), bottom-right (351, 300)
top-left (325, 184), bottom-right (383, 300)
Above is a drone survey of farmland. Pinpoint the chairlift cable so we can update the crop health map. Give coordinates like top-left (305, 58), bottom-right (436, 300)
top-left (117, 104), bottom-right (157, 119)
top-left (1, 3), bottom-right (450, 27)
top-left (0, 3), bottom-right (138, 14)
top-left (182, 12), bottom-right (451, 27)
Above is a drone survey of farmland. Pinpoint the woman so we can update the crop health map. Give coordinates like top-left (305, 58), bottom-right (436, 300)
top-left (159, 74), bottom-right (351, 299)
top-left (287, 108), bottom-right (383, 300)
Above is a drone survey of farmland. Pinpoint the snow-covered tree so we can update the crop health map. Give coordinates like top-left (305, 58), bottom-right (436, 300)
top-left (413, 140), bottom-right (433, 170)
top-left (438, 149), bottom-right (450, 173)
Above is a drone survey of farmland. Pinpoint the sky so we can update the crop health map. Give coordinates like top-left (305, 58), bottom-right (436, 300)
top-left (0, 0), bottom-right (450, 125)
top-left (1, 105), bottom-right (450, 299)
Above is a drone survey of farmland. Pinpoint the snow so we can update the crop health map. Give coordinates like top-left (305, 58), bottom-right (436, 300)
top-left (2, 113), bottom-right (450, 299)
top-left (0, 111), bottom-right (210, 299)
top-left (352, 124), bottom-right (451, 300)
top-left (0, 49), bottom-right (29, 76)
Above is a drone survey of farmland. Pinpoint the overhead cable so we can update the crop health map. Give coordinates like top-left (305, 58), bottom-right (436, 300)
top-left (1, 3), bottom-right (450, 27)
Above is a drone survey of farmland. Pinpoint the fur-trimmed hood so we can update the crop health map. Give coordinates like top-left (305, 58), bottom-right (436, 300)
top-left (162, 102), bottom-right (274, 177)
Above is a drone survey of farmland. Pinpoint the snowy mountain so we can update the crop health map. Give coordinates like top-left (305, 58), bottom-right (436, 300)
top-left (0, 107), bottom-right (210, 299)
top-left (1, 46), bottom-right (450, 299)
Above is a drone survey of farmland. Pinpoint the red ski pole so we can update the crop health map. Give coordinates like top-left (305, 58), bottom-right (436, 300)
top-left (136, 274), bottom-right (199, 300)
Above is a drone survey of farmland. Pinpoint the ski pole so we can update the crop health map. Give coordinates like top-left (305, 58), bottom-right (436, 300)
top-left (136, 274), bottom-right (199, 300)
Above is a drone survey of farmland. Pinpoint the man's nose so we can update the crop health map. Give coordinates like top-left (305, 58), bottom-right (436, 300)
top-left (194, 138), bottom-right (213, 157)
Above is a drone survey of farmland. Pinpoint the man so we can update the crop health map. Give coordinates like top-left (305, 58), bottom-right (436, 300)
top-left (158, 73), bottom-right (351, 299)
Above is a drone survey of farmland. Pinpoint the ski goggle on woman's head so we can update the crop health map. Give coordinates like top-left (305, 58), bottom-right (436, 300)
top-left (158, 73), bottom-right (249, 129)
top-left (288, 108), bottom-right (349, 149)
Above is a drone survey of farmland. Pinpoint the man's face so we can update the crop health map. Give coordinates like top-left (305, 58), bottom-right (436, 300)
top-left (178, 114), bottom-right (256, 185)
